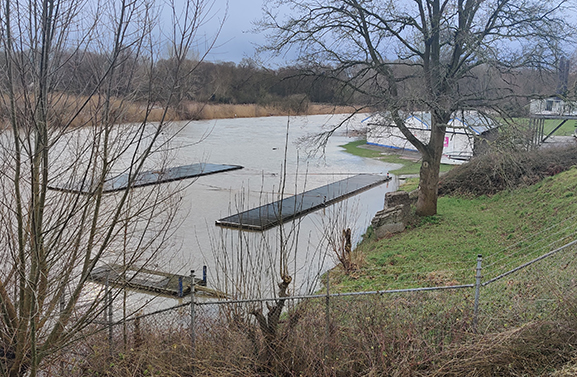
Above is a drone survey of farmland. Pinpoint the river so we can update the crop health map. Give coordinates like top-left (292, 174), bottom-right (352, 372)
top-left (155, 113), bottom-right (400, 298)
top-left (68, 113), bottom-right (402, 314)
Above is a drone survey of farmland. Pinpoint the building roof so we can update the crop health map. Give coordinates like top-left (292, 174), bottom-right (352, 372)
top-left (363, 110), bottom-right (498, 134)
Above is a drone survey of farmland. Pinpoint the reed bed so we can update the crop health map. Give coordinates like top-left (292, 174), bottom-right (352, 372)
top-left (0, 92), bottom-right (362, 128)
top-left (182, 102), bottom-right (362, 121)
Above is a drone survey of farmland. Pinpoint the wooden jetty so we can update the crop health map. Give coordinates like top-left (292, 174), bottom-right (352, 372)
top-left (216, 174), bottom-right (391, 231)
top-left (49, 163), bottom-right (243, 194)
top-left (89, 264), bottom-right (226, 298)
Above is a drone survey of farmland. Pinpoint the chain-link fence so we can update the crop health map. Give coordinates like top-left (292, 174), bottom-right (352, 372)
top-left (56, 236), bottom-right (577, 376)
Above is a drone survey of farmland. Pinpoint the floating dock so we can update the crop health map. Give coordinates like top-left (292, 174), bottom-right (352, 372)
top-left (216, 174), bottom-right (390, 231)
top-left (89, 264), bottom-right (225, 298)
top-left (49, 163), bottom-right (243, 194)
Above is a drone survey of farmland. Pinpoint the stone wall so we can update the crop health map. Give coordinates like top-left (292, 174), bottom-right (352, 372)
top-left (371, 190), bottom-right (418, 239)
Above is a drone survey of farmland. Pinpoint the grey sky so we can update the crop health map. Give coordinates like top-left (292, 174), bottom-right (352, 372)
top-left (201, 0), bottom-right (267, 64)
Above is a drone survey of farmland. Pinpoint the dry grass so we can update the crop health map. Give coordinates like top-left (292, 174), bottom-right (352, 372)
top-left (48, 238), bottom-right (577, 376)
top-left (552, 360), bottom-right (577, 377)
top-left (424, 321), bottom-right (577, 377)
top-left (1, 92), bottom-right (361, 129)
top-left (0, 93), bottom-right (182, 128)
top-left (60, 318), bottom-right (196, 376)
top-left (65, 243), bottom-right (577, 377)
top-left (54, 285), bottom-right (577, 377)
top-left (182, 102), bottom-right (362, 120)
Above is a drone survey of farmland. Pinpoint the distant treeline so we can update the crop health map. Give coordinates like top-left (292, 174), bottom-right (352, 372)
top-left (0, 50), bottom-right (354, 110)
top-left (1, 48), bottom-right (568, 117)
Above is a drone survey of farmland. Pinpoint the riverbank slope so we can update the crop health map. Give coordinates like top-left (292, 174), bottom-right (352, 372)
top-left (326, 143), bottom-right (577, 375)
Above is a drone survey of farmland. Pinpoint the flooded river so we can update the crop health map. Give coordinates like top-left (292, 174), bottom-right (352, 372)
top-left (156, 113), bottom-right (400, 299)
top-left (66, 113), bottom-right (402, 313)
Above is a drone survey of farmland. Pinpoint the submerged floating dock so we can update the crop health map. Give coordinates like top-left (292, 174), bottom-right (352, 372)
top-left (49, 163), bottom-right (243, 194)
top-left (89, 264), bottom-right (225, 298)
top-left (216, 174), bottom-right (390, 231)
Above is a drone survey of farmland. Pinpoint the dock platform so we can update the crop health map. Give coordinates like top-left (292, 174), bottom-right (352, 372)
top-left (49, 163), bottom-right (243, 194)
top-left (88, 264), bottom-right (225, 298)
top-left (216, 174), bottom-right (390, 231)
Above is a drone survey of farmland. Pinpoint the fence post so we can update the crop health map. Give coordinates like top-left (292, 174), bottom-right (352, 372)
top-left (190, 270), bottom-right (196, 373)
top-left (106, 273), bottom-right (113, 357)
top-left (473, 254), bottom-right (483, 333)
top-left (324, 270), bottom-right (330, 362)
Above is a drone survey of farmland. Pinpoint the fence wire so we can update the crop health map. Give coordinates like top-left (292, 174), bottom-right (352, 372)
top-left (52, 237), bottom-right (577, 376)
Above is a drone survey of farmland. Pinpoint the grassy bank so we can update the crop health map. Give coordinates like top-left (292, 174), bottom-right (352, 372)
top-left (334, 166), bottom-right (577, 292)
top-left (340, 139), bottom-right (453, 175)
top-left (320, 166), bottom-right (577, 375)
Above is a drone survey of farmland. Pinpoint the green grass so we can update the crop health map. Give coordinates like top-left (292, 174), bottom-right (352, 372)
top-left (399, 177), bottom-right (419, 191)
top-left (339, 139), bottom-right (453, 175)
top-left (509, 117), bottom-right (577, 136)
top-left (339, 139), bottom-right (383, 158)
top-left (334, 167), bottom-right (577, 293)
top-left (338, 138), bottom-right (577, 296)
top-left (544, 118), bottom-right (577, 136)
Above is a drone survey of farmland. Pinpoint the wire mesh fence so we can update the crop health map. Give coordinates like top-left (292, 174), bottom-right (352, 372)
top-left (55, 236), bottom-right (577, 376)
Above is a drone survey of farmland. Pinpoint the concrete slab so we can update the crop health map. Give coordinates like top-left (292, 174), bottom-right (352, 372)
top-left (216, 174), bottom-right (391, 231)
top-left (49, 163), bottom-right (243, 194)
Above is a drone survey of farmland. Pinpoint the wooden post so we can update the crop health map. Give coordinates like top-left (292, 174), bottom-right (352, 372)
top-left (190, 270), bottom-right (196, 373)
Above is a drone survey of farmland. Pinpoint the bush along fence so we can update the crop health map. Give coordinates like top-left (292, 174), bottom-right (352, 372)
top-left (67, 237), bottom-right (577, 376)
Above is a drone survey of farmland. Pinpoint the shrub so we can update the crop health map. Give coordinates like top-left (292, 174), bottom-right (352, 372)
top-left (439, 145), bottom-right (577, 196)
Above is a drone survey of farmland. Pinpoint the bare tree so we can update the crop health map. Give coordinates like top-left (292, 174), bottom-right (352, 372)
top-left (0, 0), bottom-right (220, 376)
top-left (259, 0), bottom-right (573, 216)
top-left (209, 120), bottom-right (338, 373)
top-left (210, 189), bottom-right (304, 373)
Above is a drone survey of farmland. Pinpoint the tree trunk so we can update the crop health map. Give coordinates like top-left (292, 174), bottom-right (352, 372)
top-left (416, 122), bottom-right (445, 216)
top-left (416, 156), bottom-right (440, 216)
top-left (251, 275), bottom-right (292, 372)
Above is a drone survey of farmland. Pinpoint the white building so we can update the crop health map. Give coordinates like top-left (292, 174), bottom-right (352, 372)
top-left (365, 111), bottom-right (498, 165)
top-left (529, 97), bottom-right (577, 117)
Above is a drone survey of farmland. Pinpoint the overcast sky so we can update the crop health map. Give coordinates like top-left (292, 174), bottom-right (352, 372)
top-left (200, 0), bottom-right (268, 64)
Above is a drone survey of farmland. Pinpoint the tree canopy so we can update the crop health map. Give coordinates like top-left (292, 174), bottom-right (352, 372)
top-left (260, 0), bottom-right (575, 215)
